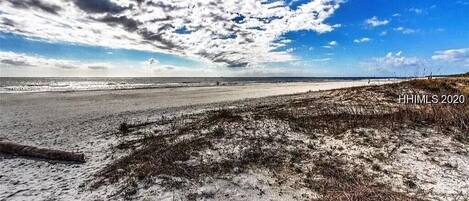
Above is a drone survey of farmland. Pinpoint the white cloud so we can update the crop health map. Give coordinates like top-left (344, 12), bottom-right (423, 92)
top-left (363, 51), bottom-right (424, 70)
top-left (365, 16), bottom-right (389, 27)
top-left (88, 65), bottom-right (109, 70)
top-left (323, 40), bottom-right (338, 48)
top-left (409, 8), bottom-right (423, 14)
top-left (150, 65), bottom-right (221, 77)
top-left (379, 31), bottom-right (387, 36)
top-left (332, 24), bottom-right (342, 28)
top-left (310, 58), bottom-right (332, 62)
top-left (353, 37), bottom-right (371, 43)
top-left (394, 27), bottom-right (416, 34)
top-left (0, 51), bottom-right (326, 77)
top-left (432, 48), bottom-right (469, 66)
top-left (0, 0), bottom-right (345, 68)
top-left (0, 51), bottom-right (111, 70)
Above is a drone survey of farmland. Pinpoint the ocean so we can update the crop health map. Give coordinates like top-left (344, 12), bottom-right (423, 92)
top-left (0, 77), bottom-right (397, 93)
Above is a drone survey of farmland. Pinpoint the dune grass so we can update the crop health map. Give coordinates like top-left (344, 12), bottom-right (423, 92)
top-left (91, 78), bottom-right (467, 200)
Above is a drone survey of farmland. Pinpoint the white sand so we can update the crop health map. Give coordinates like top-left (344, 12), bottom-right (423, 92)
top-left (0, 79), bottom-right (400, 200)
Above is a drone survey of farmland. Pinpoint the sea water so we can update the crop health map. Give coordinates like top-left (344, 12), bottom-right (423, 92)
top-left (0, 77), bottom-right (397, 93)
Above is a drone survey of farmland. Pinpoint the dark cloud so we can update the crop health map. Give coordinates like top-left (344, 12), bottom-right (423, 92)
top-left (227, 62), bottom-right (248, 68)
top-left (148, 16), bottom-right (172, 23)
top-left (145, 1), bottom-right (183, 12)
top-left (97, 15), bottom-right (141, 31)
top-left (74, 0), bottom-right (127, 13)
top-left (6, 0), bottom-right (61, 15)
top-left (1, 59), bottom-right (34, 66)
top-left (198, 51), bottom-right (248, 68)
top-left (132, 0), bottom-right (145, 5)
top-left (88, 66), bottom-right (108, 70)
top-left (208, 13), bottom-right (231, 23)
top-left (55, 64), bottom-right (79, 69)
top-left (139, 28), bottom-right (181, 50)
top-left (268, 4), bottom-right (287, 10)
top-left (238, 32), bottom-right (254, 43)
top-left (1, 17), bottom-right (15, 27)
top-left (253, 16), bottom-right (284, 24)
top-left (156, 24), bottom-right (174, 32)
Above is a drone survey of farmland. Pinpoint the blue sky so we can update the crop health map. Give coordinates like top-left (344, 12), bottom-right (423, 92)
top-left (0, 0), bottom-right (468, 77)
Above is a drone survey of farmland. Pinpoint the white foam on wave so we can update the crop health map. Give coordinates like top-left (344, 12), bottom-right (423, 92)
top-left (0, 81), bottom-right (221, 93)
top-left (0, 81), bottom-right (155, 93)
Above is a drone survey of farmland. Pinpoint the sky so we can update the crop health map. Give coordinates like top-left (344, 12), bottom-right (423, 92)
top-left (0, 0), bottom-right (468, 77)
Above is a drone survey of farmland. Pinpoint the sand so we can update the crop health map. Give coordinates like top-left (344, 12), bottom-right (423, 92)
top-left (0, 79), bottom-right (400, 200)
top-left (0, 80), bottom-right (398, 145)
top-left (78, 78), bottom-right (467, 201)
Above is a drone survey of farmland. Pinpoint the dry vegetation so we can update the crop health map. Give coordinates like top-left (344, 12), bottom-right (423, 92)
top-left (89, 78), bottom-right (469, 200)
top-left (406, 78), bottom-right (469, 96)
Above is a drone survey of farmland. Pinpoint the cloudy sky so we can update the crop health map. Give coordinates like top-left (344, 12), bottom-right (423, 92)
top-left (0, 0), bottom-right (468, 77)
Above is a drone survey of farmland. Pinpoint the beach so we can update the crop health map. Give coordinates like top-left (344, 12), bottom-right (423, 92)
top-left (1, 78), bottom-right (468, 201)
top-left (1, 0), bottom-right (467, 200)
top-left (0, 79), bottom-right (393, 145)
top-left (0, 79), bottom-right (393, 200)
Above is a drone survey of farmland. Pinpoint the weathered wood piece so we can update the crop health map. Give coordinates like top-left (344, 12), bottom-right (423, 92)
top-left (0, 141), bottom-right (85, 163)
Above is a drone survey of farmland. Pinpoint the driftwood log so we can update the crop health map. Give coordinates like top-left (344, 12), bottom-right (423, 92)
top-left (0, 140), bottom-right (85, 163)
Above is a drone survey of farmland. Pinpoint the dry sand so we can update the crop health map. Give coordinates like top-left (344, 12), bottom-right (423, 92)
top-left (82, 78), bottom-right (467, 201)
top-left (0, 79), bottom-right (398, 200)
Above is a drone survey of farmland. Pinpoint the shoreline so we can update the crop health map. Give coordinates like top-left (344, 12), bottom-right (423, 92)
top-left (0, 78), bottom-right (403, 94)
